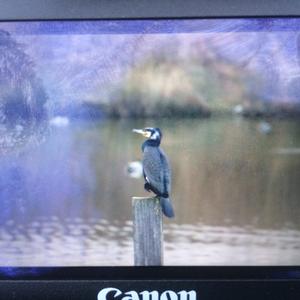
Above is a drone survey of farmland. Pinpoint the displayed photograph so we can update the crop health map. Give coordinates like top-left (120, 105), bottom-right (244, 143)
top-left (0, 18), bottom-right (299, 266)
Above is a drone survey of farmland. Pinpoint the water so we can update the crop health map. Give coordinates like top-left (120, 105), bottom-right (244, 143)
top-left (0, 117), bottom-right (300, 266)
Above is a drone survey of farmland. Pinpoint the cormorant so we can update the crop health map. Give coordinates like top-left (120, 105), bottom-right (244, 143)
top-left (133, 127), bottom-right (175, 218)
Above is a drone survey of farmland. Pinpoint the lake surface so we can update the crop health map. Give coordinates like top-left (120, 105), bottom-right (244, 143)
top-left (0, 117), bottom-right (300, 266)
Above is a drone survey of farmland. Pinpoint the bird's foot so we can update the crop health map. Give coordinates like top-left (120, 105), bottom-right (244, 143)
top-left (144, 182), bottom-right (152, 192)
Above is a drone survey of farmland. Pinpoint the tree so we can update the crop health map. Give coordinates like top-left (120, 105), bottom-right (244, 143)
top-left (0, 30), bottom-right (47, 125)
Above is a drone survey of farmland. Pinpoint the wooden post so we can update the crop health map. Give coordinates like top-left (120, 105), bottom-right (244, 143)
top-left (132, 196), bottom-right (163, 266)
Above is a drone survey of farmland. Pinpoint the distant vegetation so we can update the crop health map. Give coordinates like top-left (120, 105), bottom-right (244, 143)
top-left (104, 60), bottom-right (211, 118)
top-left (99, 49), bottom-right (300, 119)
top-left (0, 30), bottom-right (47, 126)
top-left (100, 52), bottom-right (249, 118)
top-left (1, 28), bottom-right (299, 121)
top-left (99, 51), bottom-right (300, 119)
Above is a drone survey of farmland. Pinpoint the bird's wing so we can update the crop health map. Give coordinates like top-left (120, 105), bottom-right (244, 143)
top-left (143, 146), bottom-right (170, 195)
top-left (159, 148), bottom-right (171, 194)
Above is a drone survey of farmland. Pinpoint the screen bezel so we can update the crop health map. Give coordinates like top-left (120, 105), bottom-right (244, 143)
top-left (0, 0), bottom-right (300, 280)
top-left (1, 0), bottom-right (300, 20)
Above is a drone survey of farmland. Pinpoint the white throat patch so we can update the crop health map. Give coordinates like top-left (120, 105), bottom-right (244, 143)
top-left (150, 131), bottom-right (160, 140)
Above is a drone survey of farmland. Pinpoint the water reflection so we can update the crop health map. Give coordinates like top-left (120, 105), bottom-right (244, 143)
top-left (0, 118), bottom-right (300, 265)
top-left (0, 217), bottom-right (299, 266)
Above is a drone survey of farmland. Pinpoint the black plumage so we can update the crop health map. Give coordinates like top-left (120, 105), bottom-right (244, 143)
top-left (133, 127), bottom-right (174, 218)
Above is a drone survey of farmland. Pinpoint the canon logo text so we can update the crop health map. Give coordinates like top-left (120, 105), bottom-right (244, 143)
top-left (97, 288), bottom-right (197, 300)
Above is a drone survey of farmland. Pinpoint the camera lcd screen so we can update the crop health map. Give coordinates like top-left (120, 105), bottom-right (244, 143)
top-left (0, 19), bottom-right (299, 266)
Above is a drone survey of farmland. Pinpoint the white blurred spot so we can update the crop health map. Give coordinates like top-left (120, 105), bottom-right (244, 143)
top-left (15, 124), bottom-right (24, 133)
top-left (233, 104), bottom-right (244, 115)
top-left (125, 161), bottom-right (143, 178)
top-left (49, 116), bottom-right (70, 127)
top-left (258, 121), bottom-right (272, 134)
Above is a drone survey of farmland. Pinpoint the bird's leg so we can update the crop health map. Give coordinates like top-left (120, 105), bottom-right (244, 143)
top-left (144, 182), bottom-right (152, 192)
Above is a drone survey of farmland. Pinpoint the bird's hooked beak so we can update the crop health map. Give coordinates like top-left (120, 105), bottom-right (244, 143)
top-left (132, 128), bottom-right (151, 138)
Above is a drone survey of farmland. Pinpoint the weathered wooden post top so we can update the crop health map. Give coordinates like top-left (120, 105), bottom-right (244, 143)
top-left (132, 196), bottom-right (163, 266)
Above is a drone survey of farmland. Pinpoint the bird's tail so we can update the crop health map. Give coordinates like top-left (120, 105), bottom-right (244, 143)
top-left (160, 197), bottom-right (175, 218)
